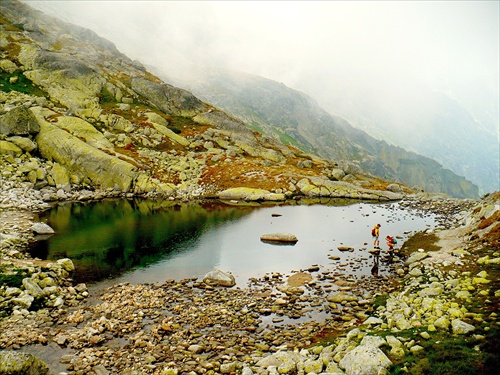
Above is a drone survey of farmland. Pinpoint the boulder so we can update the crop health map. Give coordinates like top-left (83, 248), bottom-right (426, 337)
top-left (54, 116), bottom-right (114, 151)
top-left (386, 183), bottom-right (403, 193)
top-left (404, 251), bottom-right (429, 265)
top-left (0, 106), bottom-right (40, 136)
top-left (50, 163), bottom-right (70, 191)
top-left (218, 187), bottom-right (285, 201)
top-left (150, 121), bottom-right (189, 147)
top-left (0, 141), bottom-right (22, 157)
top-left (203, 269), bottom-right (236, 287)
top-left (260, 233), bottom-right (298, 244)
top-left (329, 168), bottom-right (346, 181)
top-left (7, 136), bottom-right (37, 152)
top-left (35, 118), bottom-right (137, 191)
top-left (0, 351), bottom-right (49, 375)
top-left (451, 319), bottom-right (475, 334)
top-left (327, 292), bottom-right (358, 303)
top-left (22, 278), bottom-right (44, 298)
top-left (26, 50), bottom-right (104, 110)
top-left (57, 258), bottom-right (75, 272)
top-left (31, 222), bottom-right (55, 235)
top-left (339, 344), bottom-right (392, 375)
top-left (131, 77), bottom-right (206, 117)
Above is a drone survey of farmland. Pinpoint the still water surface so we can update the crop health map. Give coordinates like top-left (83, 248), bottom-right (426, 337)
top-left (30, 198), bottom-right (436, 286)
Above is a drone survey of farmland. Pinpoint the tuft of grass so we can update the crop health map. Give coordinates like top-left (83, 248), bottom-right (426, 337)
top-left (0, 267), bottom-right (30, 288)
top-left (98, 86), bottom-right (117, 104)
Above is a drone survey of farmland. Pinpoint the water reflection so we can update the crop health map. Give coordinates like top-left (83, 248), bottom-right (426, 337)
top-left (31, 199), bottom-right (255, 283)
top-left (30, 198), bottom-right (436, 285)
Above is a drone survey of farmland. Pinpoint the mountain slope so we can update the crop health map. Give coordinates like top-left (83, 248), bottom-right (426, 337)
top-left (0, 0), bottom-right (404, 204)
top-left (152, 67), bottom-right (480, 199)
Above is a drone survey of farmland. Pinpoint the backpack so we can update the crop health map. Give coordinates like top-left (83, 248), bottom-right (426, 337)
top-left (393, 238), bottom-right (397, 244)
top-left (371, 228), bottom-right (376, 236)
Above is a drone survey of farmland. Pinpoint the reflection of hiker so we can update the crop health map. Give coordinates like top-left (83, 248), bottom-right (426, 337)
top-left (386, 235), bottom-right (397, 251)
top-left (371, 224), bottom-right (381, 249)
top-left (371, 255), bottom-right (379, 277)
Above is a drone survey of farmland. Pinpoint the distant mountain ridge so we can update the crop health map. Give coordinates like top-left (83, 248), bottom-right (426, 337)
top-left (152, 67), bottom-right (480, 199)
top-left (310, 81), bottom-right (499, 195)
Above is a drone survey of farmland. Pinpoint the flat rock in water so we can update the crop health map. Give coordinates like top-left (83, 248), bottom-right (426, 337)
top-left (368, 248), bottom-right (381, 254)
top-left (260, 233), bottom-right (298, 244)
top-left (337, 246), bottom-right (354, 251)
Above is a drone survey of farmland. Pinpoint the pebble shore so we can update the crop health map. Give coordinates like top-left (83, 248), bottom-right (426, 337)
top-left (1, 177), bottom-right (497, 375)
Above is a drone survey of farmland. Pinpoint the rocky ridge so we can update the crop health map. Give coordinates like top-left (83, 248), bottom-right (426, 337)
top-left (1, 0), bottom-right (408, 207)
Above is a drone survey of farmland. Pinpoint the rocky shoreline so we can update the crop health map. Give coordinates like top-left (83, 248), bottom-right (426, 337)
top-left (1, 178), bottom-right (498, 374)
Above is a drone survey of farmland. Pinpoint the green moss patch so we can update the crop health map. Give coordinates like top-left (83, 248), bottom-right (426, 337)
top-left (401, 232), bottom-right (440, 254)
top-left (0, 70), bottom-right (47, 97)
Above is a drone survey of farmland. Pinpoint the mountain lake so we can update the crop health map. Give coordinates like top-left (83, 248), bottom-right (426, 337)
top-left (29, 198), bottom-right (436, 288)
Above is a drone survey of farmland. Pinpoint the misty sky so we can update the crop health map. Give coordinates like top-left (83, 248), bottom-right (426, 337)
top-left (25, 0), bottom-right (499, 135)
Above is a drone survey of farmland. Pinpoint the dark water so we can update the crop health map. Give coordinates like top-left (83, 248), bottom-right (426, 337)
top-left (30, 198), bottom-right (436, 286)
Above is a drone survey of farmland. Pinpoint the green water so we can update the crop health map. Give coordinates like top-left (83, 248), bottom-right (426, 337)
top-left (31, 199), bottom-right (255, 282)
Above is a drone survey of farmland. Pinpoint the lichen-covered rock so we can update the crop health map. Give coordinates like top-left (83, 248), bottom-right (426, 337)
top-left (0, 106), bottom-right (40, 136)
top-left (218, 187), bottom-right (285, 201)
top-left (26, 50), bottom-right (105, 110)
top-left (7, 136), bottom-right (37, 152)
top-left (131, 77), bottom-right (207, 117)
top-left (150, 121), bottom-right (189, 147)
top-left (54, 116), bottom-right (114, 151)
top-left (0, 140), bottom-right (22, 156)
top-left (0, 350), bottom-right (49, 375)
top-left (35, 118), bottom-right (137, 191)
top-left (451, 319), bottom-right (475, 334)
top-left (56, 258), bottom-right (75, 272)
top-left (339, 344), bottom-right (392, 375)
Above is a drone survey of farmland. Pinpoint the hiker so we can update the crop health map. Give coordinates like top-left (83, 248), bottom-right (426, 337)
top-left (372, 224), bottom-right (381, 249)
top-left (386, 235), bottom-right (397, 251)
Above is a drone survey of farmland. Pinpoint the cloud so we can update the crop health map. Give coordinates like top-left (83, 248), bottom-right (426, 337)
top-left (24, 0), bottom-right (499, 132)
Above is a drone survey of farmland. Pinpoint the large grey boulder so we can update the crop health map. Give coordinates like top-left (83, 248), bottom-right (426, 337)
top-left (0, 106), bottom-right (40, 136)
top-left (0, 351), bottom-right (49, 375)
top-left (203, 269), bottom-right (236, 287)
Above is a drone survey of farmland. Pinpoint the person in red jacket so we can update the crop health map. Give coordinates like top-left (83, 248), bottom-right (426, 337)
top-left (386, 235), bottom-right (397, 251)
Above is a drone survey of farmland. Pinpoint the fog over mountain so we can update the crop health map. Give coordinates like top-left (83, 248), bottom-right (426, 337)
top-left (24, 0), bottom-right (499, 193)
